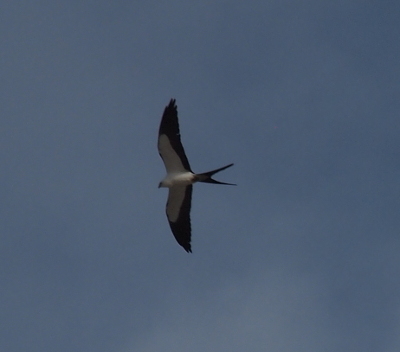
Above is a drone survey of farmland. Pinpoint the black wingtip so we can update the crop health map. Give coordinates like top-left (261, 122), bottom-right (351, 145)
top-left (168, 98), bottom-right (176, 107)
top-left (180, 242), bottom-right (192, 253)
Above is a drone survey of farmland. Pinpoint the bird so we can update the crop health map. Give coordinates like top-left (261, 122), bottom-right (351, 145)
top-left (158, 99), bottom-right (235, 252)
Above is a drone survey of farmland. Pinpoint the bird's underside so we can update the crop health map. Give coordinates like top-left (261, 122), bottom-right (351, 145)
top-left (158, 99), bottom-right (235, 252)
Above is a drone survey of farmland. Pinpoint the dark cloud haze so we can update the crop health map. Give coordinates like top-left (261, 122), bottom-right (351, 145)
top-left (1, 1), bottom-right (399, 351)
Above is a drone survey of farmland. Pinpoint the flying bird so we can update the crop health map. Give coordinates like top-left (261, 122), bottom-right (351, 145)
top-left (158, 99), bottom-right (235, 252)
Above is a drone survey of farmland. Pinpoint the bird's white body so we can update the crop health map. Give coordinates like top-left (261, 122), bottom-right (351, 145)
top-left (159, 172), bottom-right (195, 188)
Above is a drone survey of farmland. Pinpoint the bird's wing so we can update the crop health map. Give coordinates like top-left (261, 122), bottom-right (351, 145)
top-left (166, 185), bottom-right (192, 252)
top-left (158, 99), bottom-right (192, 173)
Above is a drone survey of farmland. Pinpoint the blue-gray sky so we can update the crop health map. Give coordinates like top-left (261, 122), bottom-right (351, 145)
top-left (1, 1), bottom-right (399, 351)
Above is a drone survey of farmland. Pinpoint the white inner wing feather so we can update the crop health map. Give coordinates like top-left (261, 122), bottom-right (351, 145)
top-left (158, 134), bottom-right (187, 173)
top-left (166, 186), bottom-right (186, 222)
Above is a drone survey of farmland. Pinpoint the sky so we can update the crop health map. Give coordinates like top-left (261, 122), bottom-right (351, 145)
top-left (1, 1), bottom-right (399, 351)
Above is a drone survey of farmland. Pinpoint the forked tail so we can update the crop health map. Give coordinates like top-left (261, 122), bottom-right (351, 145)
top-left (195, 163), bottom-right (236, 185)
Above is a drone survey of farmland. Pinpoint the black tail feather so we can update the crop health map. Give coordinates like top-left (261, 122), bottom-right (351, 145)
top-left (196, 163), bottom-right (236, 185)
top-left (200, 178), bottom-right (236, 185)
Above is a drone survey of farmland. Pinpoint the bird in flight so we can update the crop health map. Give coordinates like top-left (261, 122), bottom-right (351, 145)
top-left (158, 99), bottom-right (235, 252)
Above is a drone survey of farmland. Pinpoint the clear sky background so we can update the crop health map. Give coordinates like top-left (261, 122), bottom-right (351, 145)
top-left (1, 1), bottom-right (399, 351)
